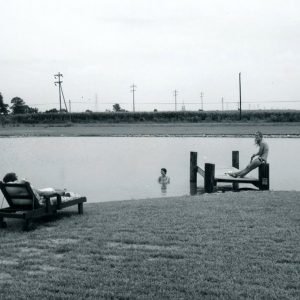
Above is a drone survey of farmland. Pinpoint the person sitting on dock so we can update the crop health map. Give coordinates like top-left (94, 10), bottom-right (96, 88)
top-left (228, 131), bottom-right (269, 178)
top-left (158, 168), bottom-right (170, 184)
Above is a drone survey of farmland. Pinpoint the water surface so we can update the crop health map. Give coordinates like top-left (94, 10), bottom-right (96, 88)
top-left (0, 137), bottom-right (298, 203)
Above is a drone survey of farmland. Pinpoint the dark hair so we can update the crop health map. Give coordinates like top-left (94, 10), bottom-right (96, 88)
top-left (3, 173), bottom-right (18, 183)
top-left (255, 131), bottom-right (263, 138)
top-left (161, 168), bottom-right (167, 174)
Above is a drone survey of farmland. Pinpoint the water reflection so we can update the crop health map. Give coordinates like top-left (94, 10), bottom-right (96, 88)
top-left (160, 182), bottom-right (168, 195)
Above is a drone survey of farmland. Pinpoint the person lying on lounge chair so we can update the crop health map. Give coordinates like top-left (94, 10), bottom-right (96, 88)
top-left (2, 172), bottom-right (72, 201)
top-left (227, 131), bottom-right (269, 178)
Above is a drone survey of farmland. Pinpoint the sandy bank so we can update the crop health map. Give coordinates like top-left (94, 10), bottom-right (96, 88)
top-left (0, 122), bottom-right (300, 137)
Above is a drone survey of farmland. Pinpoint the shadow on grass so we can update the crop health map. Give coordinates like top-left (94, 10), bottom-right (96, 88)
top-left (0, 210), bottom-right (80, 232)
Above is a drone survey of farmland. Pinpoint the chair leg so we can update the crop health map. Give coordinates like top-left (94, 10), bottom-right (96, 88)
top-left (0, 217), bottom-right (7, 228)
top-left (23, 219), bottom-right (36, 231)
top-left (78, 203), bottom-right (83, 215)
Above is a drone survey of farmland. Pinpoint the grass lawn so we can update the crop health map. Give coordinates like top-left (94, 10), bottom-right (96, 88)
top-left (0, 191), bottom-right (299, 299)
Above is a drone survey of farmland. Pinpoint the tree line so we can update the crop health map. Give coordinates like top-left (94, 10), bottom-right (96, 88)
top-left (0, 92), bottom-right (125, 115)
top-left (0, 93), bottom-right (38, 115)
top-left (1, 92), bottom-right (300, 124)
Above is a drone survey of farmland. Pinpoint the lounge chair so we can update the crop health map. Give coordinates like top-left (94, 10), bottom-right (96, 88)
top-left (0, 181), bottom-right (87, 230)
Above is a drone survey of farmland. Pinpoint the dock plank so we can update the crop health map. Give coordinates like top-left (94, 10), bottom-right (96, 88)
top-left (198, 166), bottom-right (259, 183)
top-left (215, 175), bottom-right (259, 184)
top-left (215, 167), bottom-right (258, 183)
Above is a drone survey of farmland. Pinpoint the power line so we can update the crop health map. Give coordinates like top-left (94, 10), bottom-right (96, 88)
top-left (29, 99), bottom-right (300, 106)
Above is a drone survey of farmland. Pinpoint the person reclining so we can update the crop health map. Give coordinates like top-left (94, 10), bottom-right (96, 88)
top-left (2, 172), bottom-right (73, 203)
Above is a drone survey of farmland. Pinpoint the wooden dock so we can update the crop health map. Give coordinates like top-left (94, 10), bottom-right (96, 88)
top-left (190, 151), bottom-right (270, 193)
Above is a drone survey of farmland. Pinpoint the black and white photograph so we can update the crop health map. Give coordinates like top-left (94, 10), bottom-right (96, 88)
top-left (0, 0), bottom-right (299, 299)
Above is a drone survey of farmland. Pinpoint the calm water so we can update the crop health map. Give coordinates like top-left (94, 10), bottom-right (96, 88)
top-left (0, 137), bottom-right (299, 203)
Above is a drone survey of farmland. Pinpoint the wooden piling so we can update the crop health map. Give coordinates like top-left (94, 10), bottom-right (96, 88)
top-left (259, 163), bottom-right (269, 190)
top-left (204, 163), bottom-right (215, 193)
top-left (190, 182), bottom-right (197, 196)
top-left (78, 203), bottom-right (84, 214)
top-left (232, 151), bottom-right (239, 190)
top-left (190, 152), bottom-right (198, 182)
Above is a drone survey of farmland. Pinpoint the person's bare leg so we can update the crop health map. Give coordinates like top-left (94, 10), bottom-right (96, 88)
top-left (236, 159), bottom-right (261, 178)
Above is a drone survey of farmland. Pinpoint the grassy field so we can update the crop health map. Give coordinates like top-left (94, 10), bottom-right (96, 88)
top-left (1, 122), bottom-right (300, 137)
top-left (0, 191), bottom-right (299, 299)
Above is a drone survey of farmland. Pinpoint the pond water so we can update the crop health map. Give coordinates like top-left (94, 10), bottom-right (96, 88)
top-left (0, 137), bottom-right (299, 203)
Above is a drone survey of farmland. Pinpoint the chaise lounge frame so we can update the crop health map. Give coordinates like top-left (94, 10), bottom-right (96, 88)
top-left (0, 181), bottom-right (87, 230)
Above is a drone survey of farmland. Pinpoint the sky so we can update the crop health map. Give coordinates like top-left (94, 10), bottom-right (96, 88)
top-left (1, 0), bottom-right (300, 112)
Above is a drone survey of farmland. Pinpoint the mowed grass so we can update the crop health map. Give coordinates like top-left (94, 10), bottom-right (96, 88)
top-left (0, 191), bottom-right (299, 299)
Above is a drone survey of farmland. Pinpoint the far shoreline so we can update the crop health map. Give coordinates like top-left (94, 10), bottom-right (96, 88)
top-left (0, 122), bottom-right (300, 138)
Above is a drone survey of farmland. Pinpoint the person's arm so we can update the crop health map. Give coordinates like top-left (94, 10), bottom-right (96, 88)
top-left (251, 145), bottom-right (263, 161)
top-left (250, 153), bottom-right (258, 161)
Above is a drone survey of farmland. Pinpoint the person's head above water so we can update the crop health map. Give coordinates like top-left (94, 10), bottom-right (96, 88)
top-left (161, 168), bottom-right (167, 175)
top-left (255, 131), bottom-right (263, 145)
top-left (3, 172), bottom-right (18, 183)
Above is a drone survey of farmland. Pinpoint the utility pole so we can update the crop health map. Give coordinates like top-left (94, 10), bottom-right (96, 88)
top-left (54, 72), bottom-right (68, 112)
top-left (130, 84), bottom-right (136, 112)
top-left (181, 101), bottom-right (186, 111)
top-left (173, 90), bottom-right (178, 111)
top-left (69, 100), bottom-right (72, 122)
top-left (239, 72), bottom-right (242, 120)
top-left (200, 92), bottom-right (204, 111)
top-left (222, 97), bottom-right (224, 111)
top-left (95, 93), bottom-right (98, 112)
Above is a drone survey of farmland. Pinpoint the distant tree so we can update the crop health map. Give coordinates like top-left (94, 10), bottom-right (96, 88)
top-left (113, 103), bottom-right (121, 112)
top-left (45, 108), bottom-right (59, 113)
top-left (154, 109), bottom-right (158, 112)
top-left (0, 93), bottom-right (9, 115)
top-left (10, 97), bottom-right (27, 114)
top-left (10, 97), bottom-right (38, 114)
top-left (26, 106), bottom-right (39, 114)
top-left (85, 110), bottom-right (93, 113)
